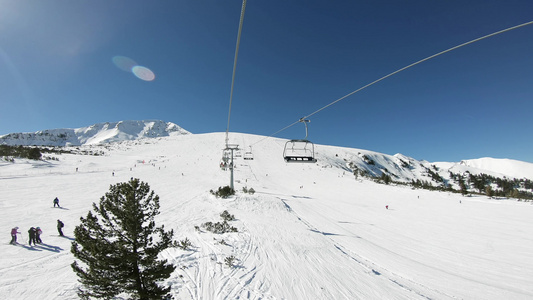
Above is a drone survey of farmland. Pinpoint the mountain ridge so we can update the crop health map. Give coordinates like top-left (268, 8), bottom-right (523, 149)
top-left (0, 120), bottom-right (190, 147)
top-left (2, 120), bottom-right (533, 183)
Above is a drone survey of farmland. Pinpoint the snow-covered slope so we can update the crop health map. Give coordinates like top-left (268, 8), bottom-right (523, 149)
top-left (0, 120), bottom-right (190, 146)
top-left (2, 120), bottom-right (531, 184)
top-left (1, 132), bottom-right (532, 300)
top-left (445, 157), bottom-right (533, 180)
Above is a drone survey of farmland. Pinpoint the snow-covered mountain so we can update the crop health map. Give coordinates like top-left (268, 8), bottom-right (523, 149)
top-left (443, 157), bottom-right (533, 180)
top-left (315, 144), bottom-right (533, 187)
top-left (0, 120), bottom-right (190, 146)
top-left (2, 120), bottom-right (532, 186)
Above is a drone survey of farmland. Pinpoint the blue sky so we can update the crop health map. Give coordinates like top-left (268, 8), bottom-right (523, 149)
top-left (1, 1), bottom-right (532, 163)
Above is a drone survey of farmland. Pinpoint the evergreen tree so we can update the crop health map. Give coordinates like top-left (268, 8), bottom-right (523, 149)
top-left (71, 178), bottom-right (176, 300)
top-left (459, 177), bottom-right (468, 196)
top-left (27, 147), bottom-right (42, 160)
top-left (380, 172), bottom-right (391, 185)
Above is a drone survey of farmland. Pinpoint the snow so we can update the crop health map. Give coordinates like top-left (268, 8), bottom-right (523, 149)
top-left (431, 158), bottom-right (533, 191)
top-left (459, 157), bottom-right (533, 179)
top-left (1, 132), bottom-right (532, 299)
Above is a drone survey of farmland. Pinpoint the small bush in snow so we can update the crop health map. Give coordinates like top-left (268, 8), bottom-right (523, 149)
top-left (202, 220), bottom-right (237, 234)
top-left (210, 186), bottom-right (235, 198)
top-left (224, 255), bottom-right (236, 268)
top-left (220, 210), bottom-right (235, 222)
top-left (200, 211), bottom-right (238, 234)
top-left (242, 187), bottom-right (255, 195)
top-left (177, 238), bottom-right (192, 250)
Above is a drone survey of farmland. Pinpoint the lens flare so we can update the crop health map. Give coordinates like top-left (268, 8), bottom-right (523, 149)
top-left (112, 56), bottom-right (137, 72)
top-left (112, 55), bottom-right (156, 81)
top-left (132, 66), bottom-right (155, 81)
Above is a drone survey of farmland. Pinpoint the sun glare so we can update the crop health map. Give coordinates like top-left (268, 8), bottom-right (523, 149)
top-left (112, 55), bottom-right (137, 72)
top-left (112, 55), bottom-right (155, 81)
top-left (132, 66), bottom-right (155, 81)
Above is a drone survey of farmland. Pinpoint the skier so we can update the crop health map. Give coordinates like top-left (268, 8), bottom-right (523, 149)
top-left (10, 227), bottom-right (20, 244)
top-left (35, 227), bottom-right (43, 244)
top-left (53, 197), bottom-right (60, 208)
top-left (57, 219), bottom-right (64, 236)
top-left (386, 205), bottom-right (389, 209)
top-left (28, 227), bottom-right (37, 246)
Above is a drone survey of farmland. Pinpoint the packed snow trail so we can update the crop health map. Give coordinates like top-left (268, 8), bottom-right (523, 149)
top-left (245, 153), bottom-right (533, 299)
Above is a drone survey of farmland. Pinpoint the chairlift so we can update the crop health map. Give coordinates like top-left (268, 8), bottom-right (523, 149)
top-left (222, 149), bottom-right (231, 163)
top-left (220, 160), bottom-right (228, 170)
top-left (244, 146), bottom-right (254, 160)
top-left (220, 149), bottom-right (232, 170)
top-left (220, 145), bottom-right (239, 170)
top-left (283, 118), bottom-right (317, 163)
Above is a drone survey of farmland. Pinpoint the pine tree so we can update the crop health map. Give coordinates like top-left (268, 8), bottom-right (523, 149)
top-left (380, 172), bottom-right (391, 185)
top-left (459, 177), bottom-right (468, 196)
top-left (71, 178), bottom-right (176, 300)
top-left (27, 147), bottom-right (42, 160)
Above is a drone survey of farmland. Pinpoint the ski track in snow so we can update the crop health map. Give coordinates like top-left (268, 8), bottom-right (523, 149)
top-left (279, 197), bottom-right (441, 299)
top-left (277, 197), bottom-right (430, 299)
top-left (1, 132), bottom-right (533, 299)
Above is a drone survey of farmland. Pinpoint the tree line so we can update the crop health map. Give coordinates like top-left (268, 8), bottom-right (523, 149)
top-left (352, 161), bottom-right (533, 200)
top-left (0, 145), bottom-right (42, 160)
top-left (0, 144), bottom-right (104, 161)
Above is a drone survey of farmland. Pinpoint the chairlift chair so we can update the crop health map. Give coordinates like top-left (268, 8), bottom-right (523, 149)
top-left (243, 146), bottom-right (254, 160)
top-left (220, 161), bottom-right (228, 170)
top-left (222, 149), bottom-right (231, 163)
top-left (283, 118), bottom-right (317, 163)
top-left (283, 139), bottom-right (316, 162)
top-left (220, 148), bottom-right (232, 170)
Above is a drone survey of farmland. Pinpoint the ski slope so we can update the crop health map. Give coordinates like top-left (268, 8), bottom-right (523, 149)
top-left (1, 132), bottom-right (532, 299)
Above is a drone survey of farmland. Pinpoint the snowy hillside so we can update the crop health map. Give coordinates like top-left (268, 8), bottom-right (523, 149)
top-left (314, 145), bottom-right (533, 194)
top-left (2, 119), bottom-right (532, 184)
top-left (452, 157), bottom-right (533, 180)
top-left (1, 132), bottom-right (532, 300)
top-left (0, 120), bottom-right (190, 146)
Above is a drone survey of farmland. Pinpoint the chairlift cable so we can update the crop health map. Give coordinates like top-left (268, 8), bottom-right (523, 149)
top-left (252, 20), bottom-right (533, 146)
top-left (225, 0), bottom-right (247, 148)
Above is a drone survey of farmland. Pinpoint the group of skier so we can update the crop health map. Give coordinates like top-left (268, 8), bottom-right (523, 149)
top-left (9, 197), bottom-right (65, 246)
top-left (26, 227), bottom-right (43, 246)
top-left (10, 226), bottom-right (41, 245)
